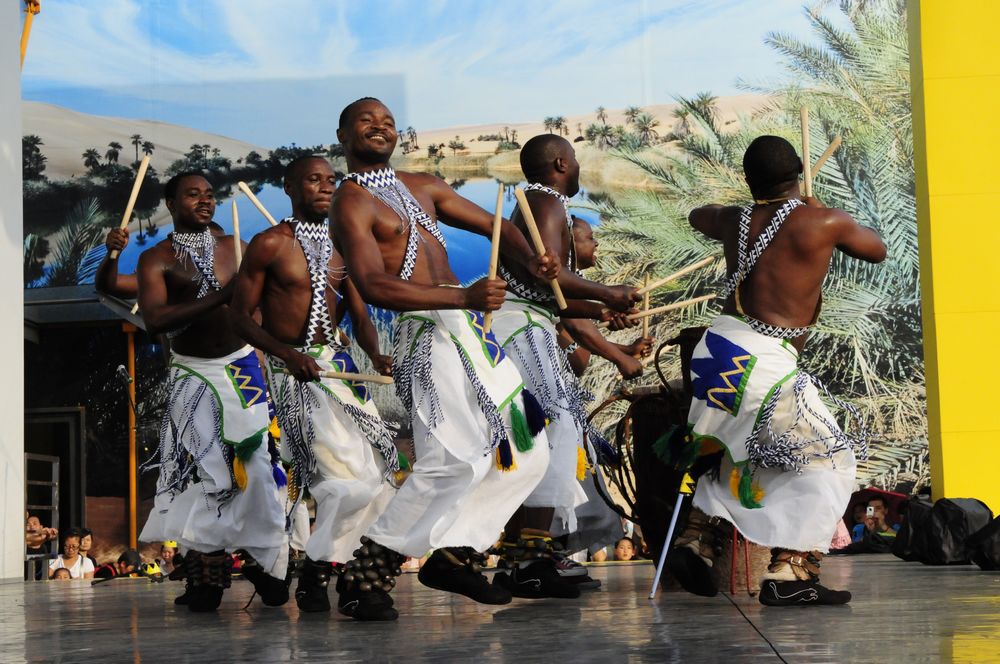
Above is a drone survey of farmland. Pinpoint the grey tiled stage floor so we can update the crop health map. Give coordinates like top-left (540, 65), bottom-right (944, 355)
top-left (3, 555), bottom-right (998, 663)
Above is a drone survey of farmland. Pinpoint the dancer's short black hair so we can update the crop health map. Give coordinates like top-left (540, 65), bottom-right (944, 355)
top-left (520, 134), bottom-right (570, 182)
top-left (283, 155), bottom-right (329, 184)
top-left (164, 171), bottom-right (207, 202)
top-left (742, 136), bottom-right (801, 193)
top-left (339, 97), bottom-right (385, 130)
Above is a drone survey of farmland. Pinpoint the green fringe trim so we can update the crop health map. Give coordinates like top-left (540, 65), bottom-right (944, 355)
top-left (509, 402), bottom-right (535, 453)
top-left (739, 465), bottom-right (762, 509)
top-left (652, 431), bottom-right (672, 465)
top-left (653, 425), bottom-right (699, 471)
top-left (231, 431), bottom-right (264, 462)
top-left (396, 451), bottom-right (411, 472)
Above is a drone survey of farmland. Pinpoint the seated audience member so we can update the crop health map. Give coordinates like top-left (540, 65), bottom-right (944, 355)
top-left (78, 528), bottom-right (97, 568)
top-left (25, 513), bottom-right (58, 554)
top-left (95, 549), bottom-right (143, 579)
top-left (851, 496), bottom-right (900, 542)
top-left (157, 541), bottom-right (179, 575)
top-left (48, 530), bottom-right (95, 579)
top-left (51, 568), bottom-right (73, 581)
top-left (614, 537), bottom-right (636, 562)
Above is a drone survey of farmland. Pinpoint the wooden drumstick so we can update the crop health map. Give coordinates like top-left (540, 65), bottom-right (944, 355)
top-left (237, 182), bottom-right (278, 226)
top-left (635, 256), bottom-right (715, 296)
top-left (231, 201), bottom-right (242, 269)
top-left (641, 274), bottom-right (651, 341)
top-left (483, 183), bottom-right (504, 333)
top-left (812, 135), bottom-right (842, 176)
top-left (597, 294), bottom-right (715, 328)
top-left (800, 106), bottom-right (812, 198)
top-left (278, 368), bottom-right (393, 385)
top-left (109, 155), bottom-right (150, 259)
top-left (513, 188), bottom-right (567, 310)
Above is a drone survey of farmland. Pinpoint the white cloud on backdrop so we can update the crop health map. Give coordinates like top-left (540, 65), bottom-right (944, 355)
top-left (21, 0), bottom-right (814, 144)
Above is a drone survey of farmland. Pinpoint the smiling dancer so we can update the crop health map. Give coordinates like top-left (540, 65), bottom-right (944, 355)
top-left (231, 156), bottom-right (400, 613)
top-left (329, 97), bottom-right (560, 621)
top-left (671, 136), bottom-right (884, 605)
top-left (137, 172), bottom-right (286, 612)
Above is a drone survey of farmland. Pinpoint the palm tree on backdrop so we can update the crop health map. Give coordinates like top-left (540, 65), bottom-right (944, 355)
top-left (42, 198), bottom-right (106, 287)
top-left (447, 136), bottom-right (465, 156)
top-left (405, 126), bottom-right (418, 148)
top-left (543, 117), bottom-right (555, 133)
top-left (105, 141), bottom-right (123, 164)
top-left (23, 234), bottom-right (48, 286)
top-left (624, 106), bottom-right (641, 125)
top-left (82, 148), bottom-right (102, 174)
top-left (576, 122), bottom-right (583, 139)
top-left (22, 134), bottom-right (46, 180)
top-left (584, 0), bottom-right (922, 490)
top-left (590, 123), bottom-right (614, 150)
top-left (141, 141), bottom-right (155, 157)
top-left (130, 134), bottom-right (143, 164)
top-left (671, 107), bottom-right (692, 139)
top-left (596, 106), bottom-right (608, 125)
top-left (633, 112), bottom-right (660, 146)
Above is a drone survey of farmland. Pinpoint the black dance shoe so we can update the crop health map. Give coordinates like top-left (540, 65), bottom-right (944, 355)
top-left (492, 560), bottom-right (581, 599)
top-left (295, 558), bottom-right (333, 613)
top-left (233, 549), bottom-right (289, 607)
top-left (418, 548), bottom-right (512, 605)
top-left (758, 579), bottom-right (851, 606)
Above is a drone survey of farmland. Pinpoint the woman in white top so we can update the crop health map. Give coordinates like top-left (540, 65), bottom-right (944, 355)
top-left (49, 531), bottom-right (95, 579)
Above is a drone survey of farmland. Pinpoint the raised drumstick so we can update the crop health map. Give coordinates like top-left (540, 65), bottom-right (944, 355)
top-left (513, 188), bottom-right (567, 310)
top-left (109, 155), bottom-right (150, 259)
top-left (279, 368), bottom-right (393, 385)
top-left (237, 182), bottom-right (279, 226)
top-left (800, 106), bottom-right (812, 198)
top-left (231, 201), bottom-right (242, 269)
top-left (812, 135), bottom-right (842, 177)
top-left (641, 274), bottom-right (651, 341)
top-left (635, 256), bottom-right (715, 296)
top-left (597, 294), bottom-right (715, 329)
top-left (483, 183), bottom-right (504, 333)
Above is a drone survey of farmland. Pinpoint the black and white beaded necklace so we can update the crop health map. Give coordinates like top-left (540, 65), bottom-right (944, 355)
top-left (170, 228), bottom-right (221, 296)
top-left (284, 217), bottom-right (343, 347)
top-left (498, 183), bottom-right (576, 305)
top-left (343, 167), bottom-right (446, 281)
top-left (167, 228), bottom-right (220, 338)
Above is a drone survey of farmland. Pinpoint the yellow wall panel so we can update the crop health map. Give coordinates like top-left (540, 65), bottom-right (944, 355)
top-left (921, 77), bottom-right (1000, 197)
top-left (919, 1), bottom-right (1000, 79)
top-left (931, 312), bottom-right (1000, 436)
top-left (912, 0), bottom-right (1000, 512)
top-left (923, 196), bottom-right (1000, 313)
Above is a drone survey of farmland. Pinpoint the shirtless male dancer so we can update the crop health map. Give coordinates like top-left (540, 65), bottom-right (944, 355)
top-left (488, 135), bottom-right (643, 597)
top-left (97, 222), bottom-right (226, 299)
top-left (231, 156), bottom-right (400, 613)
top-left (330, 97), bottom-right (560, 621)
top-left (137, 173), bottom-right (286, 611)
top-left (553, 215), bottom-right (653, 570)
top-left (669, 135), bottom-right (885, 605)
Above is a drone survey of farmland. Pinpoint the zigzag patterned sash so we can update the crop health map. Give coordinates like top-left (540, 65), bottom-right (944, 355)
top-left (722, 200), bottom-right (812, 339)
top-left (343, 167), bottom-right (446, 281)
top-left (498, 183), bottom-right (576, 306)
top-left (167, 229), bottom-right (222, 339)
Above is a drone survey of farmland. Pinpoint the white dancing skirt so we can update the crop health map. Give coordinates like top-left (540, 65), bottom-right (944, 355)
top-left (490, 298), bottom-right (588, 533)
top-left (267, 344), bottom-right (396, 564)
top-left (688, 316), bottom-right (856, 552)
top-left (140, 345), bottom-right (286, 575)
top-left (365, 308), bottom-right (549, 556)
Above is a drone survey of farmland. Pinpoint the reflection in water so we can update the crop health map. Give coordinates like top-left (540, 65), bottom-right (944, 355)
top-left (94, 177), bottom-right (600, 287)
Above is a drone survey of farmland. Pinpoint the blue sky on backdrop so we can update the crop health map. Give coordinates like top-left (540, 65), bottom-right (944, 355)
top-left (21, 0), bottom-right (816, 147)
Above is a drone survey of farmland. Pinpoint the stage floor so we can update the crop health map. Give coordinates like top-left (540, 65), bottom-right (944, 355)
top-left (2, 554), bottom-right (998, 663)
